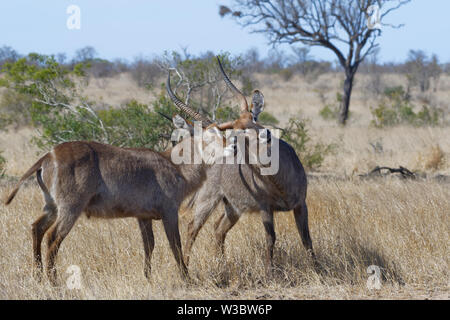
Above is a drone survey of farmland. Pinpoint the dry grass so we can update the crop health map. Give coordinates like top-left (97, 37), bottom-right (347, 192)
top-left (0, 73), bottom-right (449, 299)
top-left (0, 179), bottom-right (448, 299)
top-left (423, 145), bottom-right (445, 171)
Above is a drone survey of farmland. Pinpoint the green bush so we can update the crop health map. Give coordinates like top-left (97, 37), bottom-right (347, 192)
top-left (0, 89), bottom-right (32, 127)
top-left (31, 93), bottom-right (177, 151)
top-left (415, 105), bottom-right (441, 126)
top-left (258, 111), bottom-right (279, 126)
top-left (383, 85), bottom-right (405, 100)
top-left (215, 105), bottom-right (240, 123)
top-left (281, 117), bottom-right (334, 170)
top-left (319, 104), bottom-right (337, 120)
top-left (98, 95), bottom-right (177, 151)
top-left (371, 85), bottom-right (442, 127)
top-left (240, 75), bottom-right (256, 96)
top-left (0, 53), bottom-right (178, 151)
top-left (318, 92), bottom-right (347, 121)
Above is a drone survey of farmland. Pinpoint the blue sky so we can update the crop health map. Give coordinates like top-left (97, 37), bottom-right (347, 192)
top-left (1, 0), bottom-right (449, 63)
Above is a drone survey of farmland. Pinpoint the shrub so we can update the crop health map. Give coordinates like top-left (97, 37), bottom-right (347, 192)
top-left (319, 104), bottom-right (337, 120)
top-left (31, 93), bottom-right (177, 151)
top-left (0, 89), bottom-right (33, 127)
top-left (98, 95), bottom-right (177, 151)
top-left (215, 105), bottom-right (240, 123)
top-left (0, 53), bottom-right (178, 151)
top-left (281, 117), bottom-right (334, 170)
top-left (370, 85), bottom-right (442, 127)
top-left (258, 111), bottom-right (279, 126)
top-left (240, 75), bottom-right (256, 96)
top-left (318, 92), bottom-right (345, 121)
top-left (383, 85), bottom-right (405, 100)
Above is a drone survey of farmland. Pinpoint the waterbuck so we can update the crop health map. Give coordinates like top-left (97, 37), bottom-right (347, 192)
top-left (183, 58), bottom-right (314, 274)
top-left (3, 73), bottom-right (242, 285)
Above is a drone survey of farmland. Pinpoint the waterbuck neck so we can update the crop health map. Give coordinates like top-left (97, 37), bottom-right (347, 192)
top-left (161, 143), bottom-right (207, 197)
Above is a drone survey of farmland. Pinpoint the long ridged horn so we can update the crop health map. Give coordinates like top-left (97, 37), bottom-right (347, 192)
top-left (216, 56), bottom-right (249, 113)
top-left (166, 73), bottom-right (213, 126)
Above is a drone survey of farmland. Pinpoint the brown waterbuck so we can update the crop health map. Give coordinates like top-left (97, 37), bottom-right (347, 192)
top-left (183, 57), bottom-right (314, 274)
top-left (2, 72), bottom-right (248, 285)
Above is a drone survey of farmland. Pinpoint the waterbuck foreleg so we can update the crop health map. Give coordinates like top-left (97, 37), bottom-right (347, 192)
top-left (293, 202), bottom-right (314, 258)
top-left (261, 209), bottom-right (275, 276)
top-left (162, 209), bottom-right (189, 279)
top-left (138, 218), bottom-right (155, 280)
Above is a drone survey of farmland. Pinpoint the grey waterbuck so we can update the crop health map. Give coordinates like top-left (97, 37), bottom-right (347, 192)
top-left (3, 73), bottom-right (243, 285)
top-left (183, 57), bottom-right (314, 274)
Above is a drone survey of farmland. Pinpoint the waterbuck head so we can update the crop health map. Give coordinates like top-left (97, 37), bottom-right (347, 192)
top-left (165, 57), bottom-right (274, 167)
top-left (214, 56), bottom-right (272, 147)
top-left (166, 74), bottom-right (236, 164)
top-left (250, 89), bottom-right (264, 122)
top-left (214, 57), bottom-right (266, 131)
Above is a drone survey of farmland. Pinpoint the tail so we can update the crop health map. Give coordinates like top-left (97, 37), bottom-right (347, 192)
top-left (4, 153), bottom-right (50, 205)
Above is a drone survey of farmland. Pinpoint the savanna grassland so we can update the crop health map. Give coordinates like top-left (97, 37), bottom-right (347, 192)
top-left (0, 72), bottom-right (449, 299)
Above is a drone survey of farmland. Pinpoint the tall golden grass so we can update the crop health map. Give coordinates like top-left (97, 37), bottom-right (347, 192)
top-left (0, 179), bottom-right (448, 299)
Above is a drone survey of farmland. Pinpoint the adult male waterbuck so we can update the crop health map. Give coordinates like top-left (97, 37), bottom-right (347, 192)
top-left (2, 72), bottom-right (247, 285)
top-left (183, 57), bottom-right (314, 274)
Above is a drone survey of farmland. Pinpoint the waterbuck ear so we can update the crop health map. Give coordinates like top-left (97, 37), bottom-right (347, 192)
top-left (250, 89), bottom-right (265, 121)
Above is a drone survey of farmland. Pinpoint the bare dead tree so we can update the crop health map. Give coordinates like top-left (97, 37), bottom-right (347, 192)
top-left (157, 52), bottom-right (241, 121)
top-left (220, 0), bottom-right (410, 125)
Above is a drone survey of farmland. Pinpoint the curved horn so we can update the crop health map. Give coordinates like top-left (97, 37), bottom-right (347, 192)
top-left (216, 56), bottom-right (249, 113)
top-left (166, 73), bottom-right (213, 126)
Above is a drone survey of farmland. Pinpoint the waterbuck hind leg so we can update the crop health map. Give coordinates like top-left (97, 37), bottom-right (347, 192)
top-left (261, 209), bottom-right (275, 277)
top-left (137, 218), bottom-right (154, 280)
top-left (214, 200), bottom-right (239, 257)
top-left (162, 211), bottom-right (189, 280)
top-left (32, 205), bottom-right (57, 281)
top-left (32, 168), bottom-right (57, 281)
top-left (293, 202), bottom-right (314, 258)
top-left (46, 206), bottom-right (82, 286)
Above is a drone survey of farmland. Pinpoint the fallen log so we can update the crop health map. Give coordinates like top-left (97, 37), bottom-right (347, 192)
top-left (359, 166), bottom-right (416, 180)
